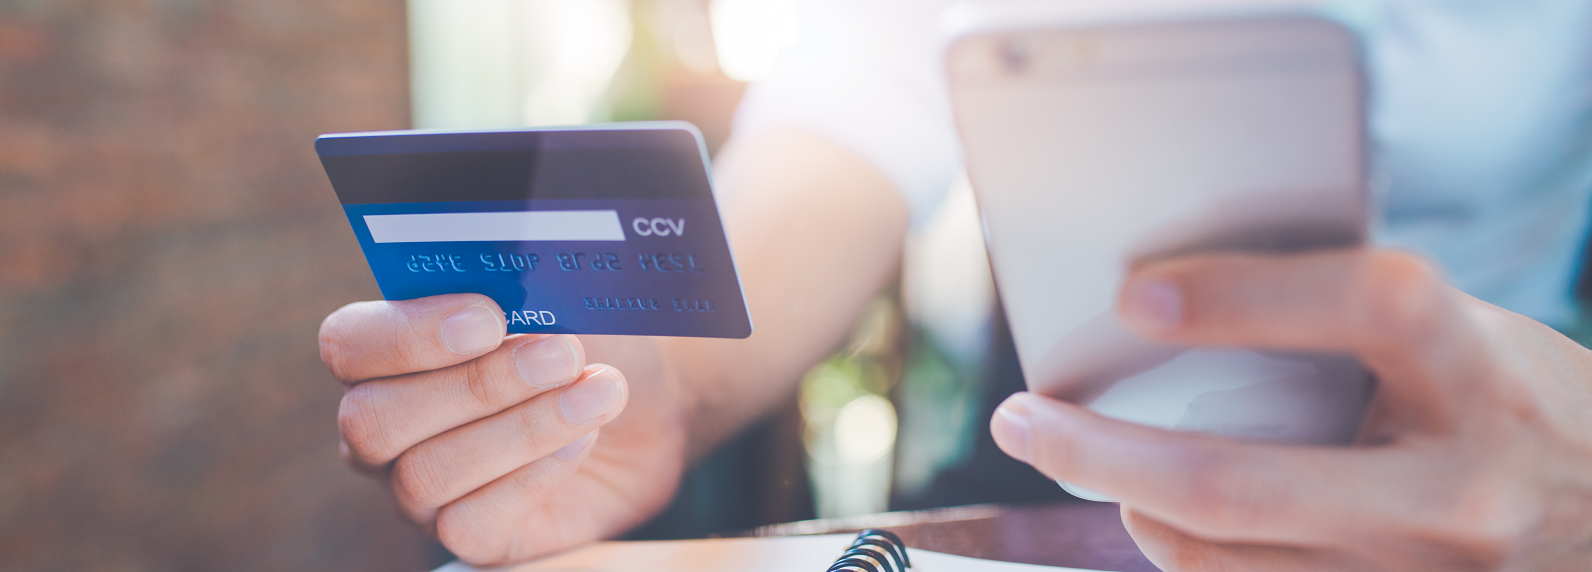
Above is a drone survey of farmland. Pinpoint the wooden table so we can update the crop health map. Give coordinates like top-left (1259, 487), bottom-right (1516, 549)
top-left (745, 503), bottom-right (1160, 572)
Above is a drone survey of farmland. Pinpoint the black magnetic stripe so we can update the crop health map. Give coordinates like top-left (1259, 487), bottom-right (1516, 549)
top-left (320, 135), bottom-right (710, 205)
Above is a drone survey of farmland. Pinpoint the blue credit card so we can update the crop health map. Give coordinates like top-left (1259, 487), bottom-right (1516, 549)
top-left (316, 122), bottom-right (752, 338)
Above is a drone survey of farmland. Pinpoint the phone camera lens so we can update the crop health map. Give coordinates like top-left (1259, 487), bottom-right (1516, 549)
top-left (999, 37), bottom-right (1030, 74)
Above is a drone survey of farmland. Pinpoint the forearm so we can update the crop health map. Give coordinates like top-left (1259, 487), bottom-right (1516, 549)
top-left (660, 128), bottom-right (909, 461)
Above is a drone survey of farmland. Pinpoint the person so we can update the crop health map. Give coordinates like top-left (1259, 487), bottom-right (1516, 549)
top-left (317, 0), bottom-right (1592, 569)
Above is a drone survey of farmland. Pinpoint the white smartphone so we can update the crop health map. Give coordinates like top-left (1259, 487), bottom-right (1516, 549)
top-left (943, 0), bottom-right (1376, 501)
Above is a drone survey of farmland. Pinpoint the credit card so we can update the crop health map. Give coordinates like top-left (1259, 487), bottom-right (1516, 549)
top-left (316, 122), bottom-right (752, 338)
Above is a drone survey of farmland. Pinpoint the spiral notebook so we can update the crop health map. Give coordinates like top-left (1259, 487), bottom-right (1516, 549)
top-left (435, 529), bottom-right (1111, 572)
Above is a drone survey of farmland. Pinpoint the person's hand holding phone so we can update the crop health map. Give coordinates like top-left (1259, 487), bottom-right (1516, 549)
top-left (991, 249), bottom-right (1592, 570)
top-left (319, 293), bottom-right (690, 566)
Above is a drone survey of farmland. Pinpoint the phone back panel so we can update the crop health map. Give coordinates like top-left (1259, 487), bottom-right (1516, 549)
top-left (947, 10), bottom-right (1374, 450)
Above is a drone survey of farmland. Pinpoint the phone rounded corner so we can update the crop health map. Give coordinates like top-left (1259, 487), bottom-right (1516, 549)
top-left (1058, 480), bottom-right (1119, 503)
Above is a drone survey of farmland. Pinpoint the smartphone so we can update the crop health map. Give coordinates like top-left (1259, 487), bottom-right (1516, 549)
top-left (943, 0), bottom-right (1376, 501)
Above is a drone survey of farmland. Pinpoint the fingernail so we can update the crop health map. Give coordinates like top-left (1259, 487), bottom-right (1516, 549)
top-left (552, 431), bottom-right (596, 461)
top-left (440, 306), bottom-right (502, 354)
top-left (1121, 278), bottom-right (1182, 333)
top-left (514, 336), bottom-right (579, 389)
top-left (992, 398), bottom-right (1033, 464)
top-left (558, 369), bottom-right (625, 425)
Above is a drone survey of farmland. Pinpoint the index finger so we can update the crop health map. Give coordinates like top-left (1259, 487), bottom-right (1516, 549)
top-left (320, 293), bottom-right (506, 383)
top-left (1117, 249), bottom-right (1482, 430)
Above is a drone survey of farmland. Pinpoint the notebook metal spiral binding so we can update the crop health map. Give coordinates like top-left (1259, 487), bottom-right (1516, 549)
top-left (827, 529), bottom-right (911, 572)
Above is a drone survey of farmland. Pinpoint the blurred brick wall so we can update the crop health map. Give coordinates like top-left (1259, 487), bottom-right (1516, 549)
top-left (0, 2), bottom-right (435, 571)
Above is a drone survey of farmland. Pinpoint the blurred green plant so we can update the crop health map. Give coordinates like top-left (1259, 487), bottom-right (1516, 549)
top-left (799, 297), bottom-right (902, 517)
top-left (891, 327), bottom-right (981, 501)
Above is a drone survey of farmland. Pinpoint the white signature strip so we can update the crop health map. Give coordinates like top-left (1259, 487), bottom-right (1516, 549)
top-left (364, 210), bottom-right (626, 243)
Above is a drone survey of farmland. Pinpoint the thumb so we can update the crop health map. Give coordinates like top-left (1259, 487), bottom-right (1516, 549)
top-left (990, 391), bottom-right (1373, 544)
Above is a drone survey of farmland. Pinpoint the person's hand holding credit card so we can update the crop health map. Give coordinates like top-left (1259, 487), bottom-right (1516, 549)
top-left (314, 123), bottom-right (779, 564)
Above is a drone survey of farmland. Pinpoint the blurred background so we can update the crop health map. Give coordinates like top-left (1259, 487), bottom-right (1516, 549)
top-left (0, 1), bottom-right (994, 570)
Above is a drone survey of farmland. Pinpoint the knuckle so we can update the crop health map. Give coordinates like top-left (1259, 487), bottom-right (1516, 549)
top-left (509, 400), bottom-right (559, 441)
top-left (507, 460), bottom-right (556, 500)
top-left (435, 508), bottom-right (507, 566)
top-left (1359, 252), bottom-right (1447, 343)
top-left (390, 453), bottom-right (450, 511)
top-left (387, 322), bottom-right (430, 375)
top-left (1423, 480), bottom-right (1521, 562)
top-left (459, 357), bottom-right (505, 410)
top-left (1174, 448), bottom-right (1269, 535)
top-left (337, 388), bottom-right (394, 466)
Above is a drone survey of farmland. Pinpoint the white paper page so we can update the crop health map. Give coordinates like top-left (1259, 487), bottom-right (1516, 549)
top-left (436, 534), bottom-right (1110, 572)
